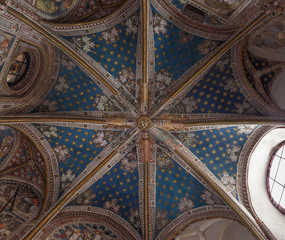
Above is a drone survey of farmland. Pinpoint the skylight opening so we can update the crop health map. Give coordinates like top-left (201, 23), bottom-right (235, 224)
top-left (268, 141), bottom-right (285, 214)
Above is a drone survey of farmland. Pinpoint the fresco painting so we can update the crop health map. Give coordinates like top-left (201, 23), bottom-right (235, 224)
top-left (0, 208), bottom-right (23, 239)
top-left (50, 223), bottom-right (119, 240)
top-left (249, 16), bottom-right (285, 60)
top-left (26, 0), bottom-right (75, 15)
top-left (0, 126), bottom-right (16, 165)
top-left (191, 0), bottom-right (246, 19)
top-left (253, 18), bottom-right (285, 49)
top-left (0, 184), bottom-right (41, 216)
top-left (0, 31), bottom-right (14, 67)
top-left (0, 184), bottom-right (41, 239)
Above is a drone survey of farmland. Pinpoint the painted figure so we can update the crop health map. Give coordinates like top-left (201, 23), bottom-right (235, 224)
top-left (0, 31), bottom-right (13, 66)
top-left (53, 223), bottom-right (118, 240)
top-left (26, 0), bottom-right (74, 14)
top-left (254, 19), bottom-right (285, 49)
top-left (0, 135), bottom-right (14, 159)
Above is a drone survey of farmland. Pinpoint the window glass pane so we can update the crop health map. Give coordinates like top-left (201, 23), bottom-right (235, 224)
top-left (270, 156), bottom-right (280, 179)
top-left (276, 146), bottom-right (284, 157)
top-left (280, 193), bottom-right (285, 209)
top-left (268, 142), bottom-right (285, 213)
top-left (271, 182), bottom-right (283, 204)
top-left (281, 146), bottom-right (285, 159)
top-left (275, 159), bottom-right (285, 186)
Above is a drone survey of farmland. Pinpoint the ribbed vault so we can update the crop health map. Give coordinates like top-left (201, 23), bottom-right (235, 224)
top-left (0, 0), bottom-right (284, 239)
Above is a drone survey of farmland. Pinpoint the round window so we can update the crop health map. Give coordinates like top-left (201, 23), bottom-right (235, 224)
top-left (7, 52), bottom-right (31, 90)
top-left (267, 141), bottom-right (285, 214)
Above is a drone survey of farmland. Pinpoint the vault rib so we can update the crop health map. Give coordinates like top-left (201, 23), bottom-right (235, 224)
top-left (138, 131), bottom-right (156, 240)
top-left (139, 0), bottom-right (151, 114)
top-left (150, 127), bottom-right (267, 240)
top-left (232, 41), bottom-right (285, 117)
top-left (6, 5), bottom-right (139, 117)
top-left (150, 12), bottom-right (267, 118)
top-left (0, 161), bottom-right (29, 177)
top-left (0, 114), bottom-right (134, 130)
top-left (154, 114), bottom-right (285, 131)
top-left (22, 129), bottom-right (139, 240)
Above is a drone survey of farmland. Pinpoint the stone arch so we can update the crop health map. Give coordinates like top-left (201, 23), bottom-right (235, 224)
top-left (36, 206), bottom-right (142, 240)
top-left (9, 123), bottom-right (60, 212)
top-left (156, 205), bottom-right (239, 240)
top-left (238, 126), bottom-right (285, 239)
top-left (0, 38), bottom-right (59, 114)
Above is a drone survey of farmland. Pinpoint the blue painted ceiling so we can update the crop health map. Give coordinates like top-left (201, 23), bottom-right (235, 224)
top-left (1, 1), bottom-right (284, 239)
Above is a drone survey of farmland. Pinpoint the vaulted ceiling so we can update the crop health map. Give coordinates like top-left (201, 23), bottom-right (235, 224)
top-left (0, 0), bottom-right (285, 239)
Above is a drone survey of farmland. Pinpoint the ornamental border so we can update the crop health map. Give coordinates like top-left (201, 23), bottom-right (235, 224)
top-left (9, 123), bottom-right (60, 212)
top-left (151, 0), bottom-right (237, 40)
top-left (36, 206), bottom-right (142, 240)
top-left (231, 40), bottom-right (285, 117)
top-left (156, 205), bottom-right (239, 240)
top-left (41, 0), bottom-right (139, 35)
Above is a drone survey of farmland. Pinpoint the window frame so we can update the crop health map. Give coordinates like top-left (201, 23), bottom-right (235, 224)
top-left (267, 140), bottom-right (285, 215)
top-left (7, 52), bottom-right (31, 90)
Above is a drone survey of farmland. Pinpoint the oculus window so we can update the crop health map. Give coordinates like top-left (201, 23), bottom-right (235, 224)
top-left (268, 141), bottom-right (285, 214)
top-left (7, 52), bottom-right (30, 90)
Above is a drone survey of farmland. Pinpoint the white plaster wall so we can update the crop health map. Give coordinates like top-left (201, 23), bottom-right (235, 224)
top-left (175, 218), bottom-right (254, 240)
top-left (248, 128), bottom-right (285, 240)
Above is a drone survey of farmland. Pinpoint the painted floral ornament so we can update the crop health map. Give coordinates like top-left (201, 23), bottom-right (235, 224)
top-left (264, 0), bottom-right (285, 15)
top-left (0, 0), bottom-right (6, 14)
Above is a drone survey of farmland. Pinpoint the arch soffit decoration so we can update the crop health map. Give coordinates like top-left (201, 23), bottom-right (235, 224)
top-left (35, 0), bottom-right (139, 36)
top-left (177, 0), bottom-right (261, 25)
top-left (4, 44), bottom-right (41, 95)
top-left (14, 0), bottom-right (79, 22)
top-left (149, 0), bottom-right (264, 41)
top-left (0, 178), bottom-right (44, 206)
top-left (36, 206), bottom-right (142, 240)
top-left (156, 206), bottom-right (239, 240)
top-left (248, 15), bottom-right (285, 61)
top-left (0, 124), bottom-right (50, 239)
top-left (0, 36), bottom-right (60, 114)
top-left (232, 39), bottom-right (285, 117)
top-left (0, 179), bottom-right (45, 239)
top-left (0, 125), bottom-right (18, 168)
top-left (7, 123), bottom-right (60, 212)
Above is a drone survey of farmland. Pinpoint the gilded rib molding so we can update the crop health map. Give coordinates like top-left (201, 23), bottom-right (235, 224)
top-left (150, 127), bottom-right (266, 240)
top-left (140, 0), bottom-right (149, 113)
top-left (23, 130), bottom-right (139, 240)
top-left (6, 6), bottom-right (137, 106)
top-left (154, 118), bottom-right (285, 131)
top-left (151, 13), bottom-right (267, 117)
top-left (0, 162), bottom-right (29, 177)
top-left (0, 115), bottom-right (133, 128)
